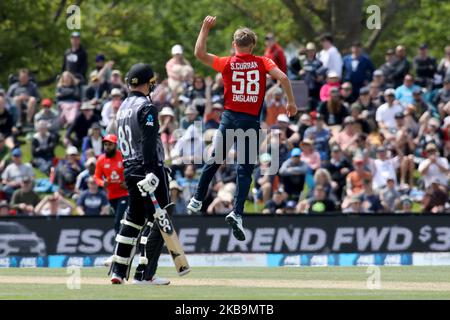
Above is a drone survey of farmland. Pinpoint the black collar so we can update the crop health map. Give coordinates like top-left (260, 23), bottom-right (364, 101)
top-left (129, 91), bottom-right (147, 98)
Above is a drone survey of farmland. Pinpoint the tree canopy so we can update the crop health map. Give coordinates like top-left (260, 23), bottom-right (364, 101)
top-left (1, 0), bottom-right (449, 90)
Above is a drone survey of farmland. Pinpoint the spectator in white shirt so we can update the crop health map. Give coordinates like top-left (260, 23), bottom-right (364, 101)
top-left (317, 33), bottom-right (343, 79)
top-left (101, 88), bottom-right (122, 129)
top-left (418, 143), bottom-right (449, 189)
top-left (1, 148), bottom-right (34, 200)
top-left (376, 88), bottom-right (404, 133)
top-left (370, 146), bottom-right (400, 190)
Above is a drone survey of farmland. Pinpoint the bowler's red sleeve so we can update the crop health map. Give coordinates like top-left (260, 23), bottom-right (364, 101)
top-left (212, 56), bottom-right (229, 73)
top-left (262, 56), bottom-right (277, 72)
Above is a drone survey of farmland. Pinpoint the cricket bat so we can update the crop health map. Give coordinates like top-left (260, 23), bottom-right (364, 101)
top-left (149, 193), bottom-right (191, 276)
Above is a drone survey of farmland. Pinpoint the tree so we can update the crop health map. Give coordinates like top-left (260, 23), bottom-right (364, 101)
top-left (0, 0), bottom-right (449, 92)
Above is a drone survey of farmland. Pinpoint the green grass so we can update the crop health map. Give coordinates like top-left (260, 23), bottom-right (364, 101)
top-left (1, 266), bottom-right (450, 300)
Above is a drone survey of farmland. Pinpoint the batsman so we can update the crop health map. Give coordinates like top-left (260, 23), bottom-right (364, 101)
top-left (109, 62), bottom-right (181, 285)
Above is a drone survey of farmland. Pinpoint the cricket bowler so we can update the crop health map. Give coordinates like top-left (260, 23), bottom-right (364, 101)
top-left (109, 63), bottom-right (171, 285)
top-left (188, 16), bottom-right (298, 240)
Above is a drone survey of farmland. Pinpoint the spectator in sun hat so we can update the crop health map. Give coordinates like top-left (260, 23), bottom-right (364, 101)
top-left (342, 195), bottom-right (363, 213)
top-left (101, 88), bottom-right (123, 130)
top-left (274, 113), bottom-right (298, 143)
top-left (297, 42), bottom-right (324, 104)
top-left (422, 177), bottom-right (448, 213)
top-left (319, 71), bottom-right (341, 102)
top-left (180, 105), bottom-right (201, 130)
top-left (376, 88), bottom-right (404, 132)
top-left (254, 153), bottom-right (274, 203)
top-left (279, 147), bottom-right (309, 199)
top-left (416, 117), bottom-right (443, 156)
top-left (166, 44), bottom-right (194, 95)
top-left (413, 43), bottom-right (437, 88)
top-left (62, 31), bottom-right (88, 83)
top-left (159, 106), bottom-right (177, 159)
top-left (418, 143), bottom-right (449, 189)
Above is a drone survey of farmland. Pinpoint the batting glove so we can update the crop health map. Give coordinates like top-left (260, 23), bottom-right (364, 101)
top-left (137, 173), bottom-right (159, 197)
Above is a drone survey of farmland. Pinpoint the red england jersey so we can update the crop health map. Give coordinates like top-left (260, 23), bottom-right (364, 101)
top-left (213, 53), bottom-right (277, 116)
top-left (94, 151), bottom-right (128, 200)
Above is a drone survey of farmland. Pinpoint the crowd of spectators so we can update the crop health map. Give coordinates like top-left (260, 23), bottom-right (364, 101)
top-left (1, 30), bottom-right (450, 217)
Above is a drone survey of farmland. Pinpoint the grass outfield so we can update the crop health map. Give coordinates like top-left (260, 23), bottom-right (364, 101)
top-left (0, 266), bottom-right (450, 300)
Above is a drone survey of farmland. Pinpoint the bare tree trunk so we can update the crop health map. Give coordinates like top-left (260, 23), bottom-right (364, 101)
top-left (330, 0), bottom-right (364, 52)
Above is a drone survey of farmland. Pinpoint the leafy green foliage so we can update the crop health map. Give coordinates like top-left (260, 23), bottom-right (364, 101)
top-left (0, 0), bottom-right (449, 90)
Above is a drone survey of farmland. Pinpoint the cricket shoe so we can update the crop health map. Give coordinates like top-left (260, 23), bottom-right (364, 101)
top-left (225, 211), bottom-right (246, 241)
top-left (187, 197), bottom-right (202, 214)
top-left (111, 273), bottom-right (125, 285)
top-left (132, 276), bottom-right (170, 285)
